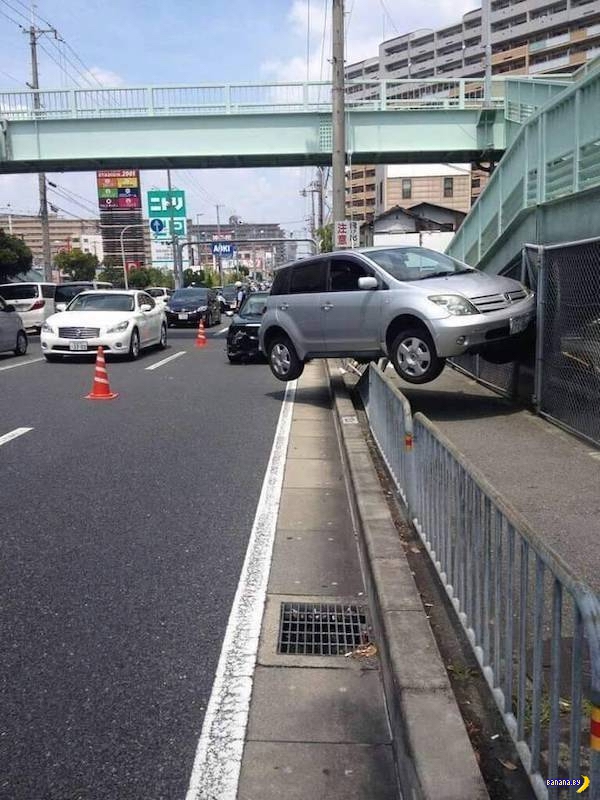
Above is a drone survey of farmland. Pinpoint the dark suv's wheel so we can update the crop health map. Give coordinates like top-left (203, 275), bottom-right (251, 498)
top-left (390, 327), bottom-right (445, 384)
top-left (267, 334), bottom-right (304, 382)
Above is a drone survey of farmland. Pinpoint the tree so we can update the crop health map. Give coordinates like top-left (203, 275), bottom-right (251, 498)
top-left (0, 227), bottom-right (33, 282)
top-left (127, 267), bottom-right (151, 288)
top-left (97, 265), bottom-right (125, 287)
top-left (316, 224), bottom-right (333, 253)
top-left (54, 248), bottom-right (99, 281)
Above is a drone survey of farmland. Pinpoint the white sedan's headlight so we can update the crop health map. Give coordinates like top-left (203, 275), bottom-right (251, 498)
top-left (428, 295), bottom-right (480, 316)
top-left (41, 322), bottom-right (55, 334)
top-left (106, 320), bottom-right (130, 334)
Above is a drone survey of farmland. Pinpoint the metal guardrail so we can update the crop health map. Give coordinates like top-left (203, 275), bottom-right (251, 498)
top-left (0, 76), bottom-right (561, 121)
top-left (358, 363), bottom-right (600, 800)
top-left (447, 66), bottom-right (600, 268)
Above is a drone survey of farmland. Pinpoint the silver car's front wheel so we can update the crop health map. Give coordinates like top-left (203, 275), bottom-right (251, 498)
top-left (267, 335), bottom-right (304, 382)
top-left (390, 328), bottom-right (445, 385)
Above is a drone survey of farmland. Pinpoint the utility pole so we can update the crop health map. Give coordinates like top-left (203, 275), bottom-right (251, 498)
top-left (215, 203), bottom-right (223, 284)
top-left (167, 169), bottom-right (181, 288)
top-left (331, 0), bottom-right (346, 236)
top-left (26, 21), bottom-right (57, 281)
top-left (317, 167), bottom-right (324, 230)
top-left (482, 0), bottom-right (492, 107)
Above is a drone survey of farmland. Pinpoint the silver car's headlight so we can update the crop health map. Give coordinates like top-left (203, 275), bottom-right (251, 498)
top-left (428, 295), bottom-right (480, 316)
top-left (41, 321), bottom-right (55, 334)
top-left (197, 305), bottom-right (208, 312)
top-left (106, 320), bottom-right (130, 334)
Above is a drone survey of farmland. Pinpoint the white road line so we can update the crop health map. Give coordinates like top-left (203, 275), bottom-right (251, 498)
top-left (216, 326), bottom-right (229, 335)
top-left (144, 351), bottom-right (186, 371)
top-left (0, 357), bottom-right (43, 372)
top-left (185, 379), bottom-right (296, 800)
top-left (0, 427), bottom-right (34, 447)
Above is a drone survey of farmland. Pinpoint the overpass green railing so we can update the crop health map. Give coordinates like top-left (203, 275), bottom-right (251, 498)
top-left (0, 76), bottom-right (566, 121)
top-left (447, 65), bottom-right (600, 268)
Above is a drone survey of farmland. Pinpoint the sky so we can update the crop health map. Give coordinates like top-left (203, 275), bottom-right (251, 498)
top-left (0, 0), bottom-right (479, 237)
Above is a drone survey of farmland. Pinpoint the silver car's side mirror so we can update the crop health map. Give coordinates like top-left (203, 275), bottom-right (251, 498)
top-left (358, 276), bottom-right (378, 290)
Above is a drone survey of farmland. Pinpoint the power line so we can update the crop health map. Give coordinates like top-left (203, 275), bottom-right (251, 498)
top-left (37, 41), bottom-right (84, 87)
top-left (8, 0), bottom-right (54, 28)
top-left (0, 5), bottom-right (25, 29)
top-left (377, 0), bottom-right (400, 35)
top-left (0, 0), bottom-right (29, 25)
top-left (0, 67), bottom-right (24, 86)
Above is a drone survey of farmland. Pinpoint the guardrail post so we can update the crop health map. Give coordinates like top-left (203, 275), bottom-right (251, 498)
top-left (459, 79), bottom-right (465, 109)
top-left (573, 87), bottom-right (581, 193)
top-left (303, 83), bottom-right (309, 111)
top-left (381, 80), bottom-right (387, 111)
top-left (69, 89), bottom-right (76, 117)
top-left (225, 85), bottom-right (231, 114)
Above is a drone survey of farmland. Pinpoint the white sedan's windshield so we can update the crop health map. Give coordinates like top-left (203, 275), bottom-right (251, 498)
top-left (366, 247), bottom-right (474, 282)
top-left (68, 293), bottom-right (135, 312)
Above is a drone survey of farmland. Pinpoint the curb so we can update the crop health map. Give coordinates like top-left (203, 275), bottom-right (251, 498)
top-left (326, 360), bottom-right (490, 800)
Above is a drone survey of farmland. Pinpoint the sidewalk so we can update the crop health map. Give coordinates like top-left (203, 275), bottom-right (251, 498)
top-left (382, 364), bottom-right (600, 595)
top-left (236, 361), bottom-right (487, 800)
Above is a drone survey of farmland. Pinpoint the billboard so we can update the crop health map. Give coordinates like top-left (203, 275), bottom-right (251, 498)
top-left (96, 170), bottom-right (141, 211)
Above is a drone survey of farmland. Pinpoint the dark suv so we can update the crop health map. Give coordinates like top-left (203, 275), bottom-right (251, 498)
top-left (164, 287), bottom-right (221, 328)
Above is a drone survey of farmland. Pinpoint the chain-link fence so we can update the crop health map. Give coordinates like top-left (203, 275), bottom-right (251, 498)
top-left (534, 238), bottom-right (600, 447)
top-left (450, 240), bottom-right (600, 447)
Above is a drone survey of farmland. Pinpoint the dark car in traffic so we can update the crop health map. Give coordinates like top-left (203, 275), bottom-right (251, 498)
top-left (164, 287), bottom-right (221, 328)
top-left (226, 292), bottom-right (268, 362)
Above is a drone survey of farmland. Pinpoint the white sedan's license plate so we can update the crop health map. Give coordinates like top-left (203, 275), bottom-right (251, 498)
top-left (510, 315), bottom-right (529, 335)
top-left (178, 313), bottom-right (188, 320)
top-left (69, 340), bottom-right (88, 351)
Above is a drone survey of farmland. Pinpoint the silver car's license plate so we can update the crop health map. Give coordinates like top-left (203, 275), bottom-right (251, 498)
top-left (69, 340), bottom-right (88, 351)
top-left (509, 315), bottom-right (529, 335)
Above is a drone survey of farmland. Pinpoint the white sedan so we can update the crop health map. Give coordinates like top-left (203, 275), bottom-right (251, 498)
top-left (40, 290), bottom-right (168, 362)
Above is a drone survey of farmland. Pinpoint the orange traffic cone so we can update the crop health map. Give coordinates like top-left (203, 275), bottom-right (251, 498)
top-left (195, 319), bottom-right (207, 348)
top-left (85, 346), bottom-right (119, 400)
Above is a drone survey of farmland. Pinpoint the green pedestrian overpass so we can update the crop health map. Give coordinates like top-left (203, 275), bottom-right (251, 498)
top-left (447, 61), bottom-right (600, 274)
top-left (0, 77), bottom-right (569, 174)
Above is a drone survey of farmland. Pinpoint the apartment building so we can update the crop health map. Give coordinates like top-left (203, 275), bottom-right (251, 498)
top-left (344, 0), bottom-right (600, 219)
top-left (189, 219), bottom-right (294, 273)
top-left (374, 164), bottom-right (472, 216)
top-left (0, 213), bottom-right (156, 267)
top-left (0, 214), bottom-right (102, 266)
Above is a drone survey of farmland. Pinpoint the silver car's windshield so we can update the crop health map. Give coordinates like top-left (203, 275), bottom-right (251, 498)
top-left (366, 248), bottom-right (474, 282)
top-left (68, 293), bottom-right (135, 312)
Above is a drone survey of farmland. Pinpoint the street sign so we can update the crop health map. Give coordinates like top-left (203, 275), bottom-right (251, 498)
top-left (334, 220), bottom-right (360, 249)
top-left (149, 217), bottom-right (186, 239)
top-left (147, 190), bottom-right (186, 218)
top-left (211, 241), bottom-right (235, 256)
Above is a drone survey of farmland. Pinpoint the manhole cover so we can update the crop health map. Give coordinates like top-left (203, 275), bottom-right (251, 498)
top-left (278, 602), bottom-right (370, 656)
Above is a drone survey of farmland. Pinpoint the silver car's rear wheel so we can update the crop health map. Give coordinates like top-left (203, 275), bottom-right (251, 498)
top-left (390, 328), bottom-right (445, 385)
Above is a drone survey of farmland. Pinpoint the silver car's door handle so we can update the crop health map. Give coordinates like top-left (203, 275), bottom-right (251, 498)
top-left (321, 303), bottom-right (333, 311)
top-left (278, 303), bottom-right (289, 310)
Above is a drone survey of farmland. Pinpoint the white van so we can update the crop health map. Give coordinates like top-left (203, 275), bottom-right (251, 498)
top-left (0, 282), bottom-right (56, 332)
top-left (54, 281), bottom-right (113, 312)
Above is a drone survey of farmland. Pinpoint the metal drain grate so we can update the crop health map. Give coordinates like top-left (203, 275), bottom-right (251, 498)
top-left (277, 602), bottom-right (370, 656)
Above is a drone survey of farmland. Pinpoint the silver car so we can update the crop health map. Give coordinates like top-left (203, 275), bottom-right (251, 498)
top-left (0, 295), bottom-right (28, 356)
top-left (259, 246), bottom-right (535, 384)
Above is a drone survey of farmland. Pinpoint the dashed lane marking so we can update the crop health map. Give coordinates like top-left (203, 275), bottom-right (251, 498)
top-left (0, 427), bottom-right (34, 447)
top-left (185, 379), bottom-right (296, 800)
top-left (0, 357), bottom-right (44, 372)
top-left (216, 327), bottom-right (229, 335)
top-left (145, 351), bottom-right (186, 371)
